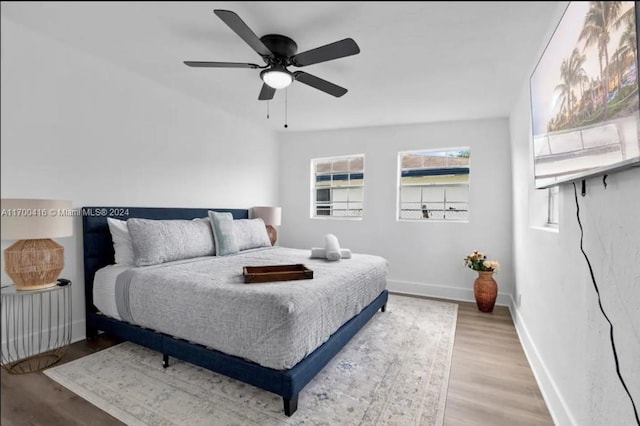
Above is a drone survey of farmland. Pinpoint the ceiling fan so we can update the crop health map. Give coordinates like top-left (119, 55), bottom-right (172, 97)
top-left (184, 10), bottom-right (360, 101)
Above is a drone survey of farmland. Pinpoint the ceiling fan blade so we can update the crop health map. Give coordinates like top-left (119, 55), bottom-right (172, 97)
top-left (294, 71), bottom-right (348, 97)
top-left (291, 38), bottom-right (360, 67)
top-left (184, 61), bottom-right (261, 69)
top-left (214, 10), bottom-right (272, 57)
top-left (258, 83), bottom-right (276, 101)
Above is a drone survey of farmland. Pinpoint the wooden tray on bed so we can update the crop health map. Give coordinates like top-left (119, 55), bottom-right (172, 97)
top-left (243, 264), bottom-right (313, 283)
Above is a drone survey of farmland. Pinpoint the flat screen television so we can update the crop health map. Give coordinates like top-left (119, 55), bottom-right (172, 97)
top-left (530, 1), bottom-right (640, 189)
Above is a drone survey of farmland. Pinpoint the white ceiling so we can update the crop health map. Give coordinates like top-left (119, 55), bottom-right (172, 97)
top-left (1, 1), bottom-right (562, 132)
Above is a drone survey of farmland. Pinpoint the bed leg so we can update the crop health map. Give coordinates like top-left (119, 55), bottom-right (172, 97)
top-left (162, 354), bottom-right (169, 368)
top-left (86, 326), bottom-right (99, 340)
top-left (283, 395), bottom-right (298, 416)
top-left (381, 303), bottom-right (387, 312)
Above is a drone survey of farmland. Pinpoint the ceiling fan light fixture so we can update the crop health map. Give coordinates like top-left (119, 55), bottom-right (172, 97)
top-left (261, 67), bottom-right (293, 89)
top-left (185, 10), bottom-right (360, 101)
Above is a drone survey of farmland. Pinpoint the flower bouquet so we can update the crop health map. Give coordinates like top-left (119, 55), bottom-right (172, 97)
top-left (464, 250), bottom-right (500, 272)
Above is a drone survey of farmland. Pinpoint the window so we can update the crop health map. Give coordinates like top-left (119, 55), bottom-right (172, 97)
top-left (398, 148), bottom-right (470, 221)
top-left (547, 186), bottom-right (559, 225)
top-left (312, 155), bottom-right (364, 218)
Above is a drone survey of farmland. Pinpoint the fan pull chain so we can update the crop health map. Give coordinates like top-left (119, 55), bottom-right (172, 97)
top-left (267, 101), bottom-right (270, 119)
top-left (284, 88), bottom-right (288, 129)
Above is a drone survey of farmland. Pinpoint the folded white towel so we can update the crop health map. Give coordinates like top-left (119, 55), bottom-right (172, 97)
top-left (310, 247), bottom-right (352, 259)
top-left (310, 247), bottom-right (326, 259)
top-left (325, 234), bottom-right (341, 261)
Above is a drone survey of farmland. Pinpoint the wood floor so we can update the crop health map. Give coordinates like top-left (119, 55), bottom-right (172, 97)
top-left (444, 301), bottom-right (553, 425)
top-left (1, 297), bottom-right (553, 425)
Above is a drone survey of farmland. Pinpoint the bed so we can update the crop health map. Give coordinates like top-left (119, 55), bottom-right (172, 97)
top-left (82, 206), bottom-right (388, 416)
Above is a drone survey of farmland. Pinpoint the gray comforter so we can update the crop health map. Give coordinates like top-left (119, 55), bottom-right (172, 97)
top-left (114, 247), bottom-right (387, 370)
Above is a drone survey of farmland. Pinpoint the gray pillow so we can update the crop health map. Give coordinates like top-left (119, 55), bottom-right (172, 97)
top-left (234, 218), bottom-right (272, 251)
top-left (208, 211), bottom-right (239, 256)
top-left (127, 218), bottom-right (214, 267)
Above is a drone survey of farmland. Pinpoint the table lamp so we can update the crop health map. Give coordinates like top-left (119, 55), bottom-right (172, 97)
top-left (251, 206), bottom-right (282, 246)
top-left (1, 199), bottom-right (73, 291)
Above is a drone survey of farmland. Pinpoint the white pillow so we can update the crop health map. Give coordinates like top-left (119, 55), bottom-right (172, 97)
top-left (233, 218), bottom-right (272, 251)
top-left (107, 217), bottom-right (134, 265)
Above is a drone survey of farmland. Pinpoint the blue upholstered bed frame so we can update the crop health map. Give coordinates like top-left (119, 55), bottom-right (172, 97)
top-left (82, 206), bottom-right (388, 416)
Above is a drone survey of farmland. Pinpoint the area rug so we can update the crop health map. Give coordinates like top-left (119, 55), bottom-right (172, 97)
top-left (44, 294), bottom-right (457, 425)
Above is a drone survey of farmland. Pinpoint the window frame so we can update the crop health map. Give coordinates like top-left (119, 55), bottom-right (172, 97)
top-left (397, 147), bottom-right (471, 222)
top-left (311, 154), bottom-right (365, 220)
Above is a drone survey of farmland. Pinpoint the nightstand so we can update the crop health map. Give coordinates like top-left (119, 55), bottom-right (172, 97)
top-left (1, 279), bottom-right (72, 374)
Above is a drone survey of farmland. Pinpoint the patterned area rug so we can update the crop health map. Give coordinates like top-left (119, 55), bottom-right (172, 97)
top-left (44, 294), bottom-right (457, 425)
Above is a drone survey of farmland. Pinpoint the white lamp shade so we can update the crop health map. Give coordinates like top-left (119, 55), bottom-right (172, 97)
top-left (1, 199), bottom-right (73, 240)
top-left (251, 206), bottom-right (282, 226)
top-left (261, 70), bottom-right (293, 89)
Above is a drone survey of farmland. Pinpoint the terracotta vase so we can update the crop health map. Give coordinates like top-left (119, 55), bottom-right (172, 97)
top-left (474, 270), bottom-right (498, 313)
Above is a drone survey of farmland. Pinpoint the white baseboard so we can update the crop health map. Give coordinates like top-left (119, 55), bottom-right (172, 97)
top-left (71, 319), bottom-right (86, 344)
top-left (508, 297), bottom-right (576, 426)
top-left (387, 279), bottom-right (512, 306)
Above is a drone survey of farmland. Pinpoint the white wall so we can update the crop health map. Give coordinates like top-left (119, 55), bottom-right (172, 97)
top-left (0, 18), bottom-right (279, 343)
top-left (6, 5), bottom-right (638, 424)
top-left (509, 19), bottom-right (640, 426)
top-left (278, 119), bottom-right (514, 305)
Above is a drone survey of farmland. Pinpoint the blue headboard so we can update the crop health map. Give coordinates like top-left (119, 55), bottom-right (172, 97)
top-left (82, 206), bottom-right (249, 313)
